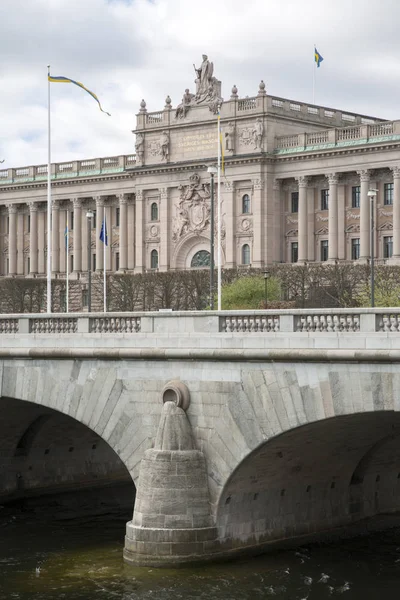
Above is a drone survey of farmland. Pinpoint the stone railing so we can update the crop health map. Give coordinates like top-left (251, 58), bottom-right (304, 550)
top-left (1, 309), bottom-right (400, 336)
top-left (275, 120), bottom-right (400, 152)
top-left (0, 154), bottom-right (136, 185)
top-left (146, 111), bottom-right (163, 124)
top-left (238, 98), bottom-right (257, 111)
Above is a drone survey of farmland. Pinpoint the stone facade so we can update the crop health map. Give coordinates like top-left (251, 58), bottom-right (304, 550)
top-left (1, 54), bottom-right (400, 294)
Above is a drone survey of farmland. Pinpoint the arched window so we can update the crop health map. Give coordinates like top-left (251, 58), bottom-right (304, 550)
top-left (150, 249), bottom-right (159, 269)
top-left (242, 194), bottom-right (250, 214)
top-left (151, 202), bottom-right (158, 221)
top-left (191, 250), bottom-right (210, 268)
top-left (242, 244), bottom-right (250, 265)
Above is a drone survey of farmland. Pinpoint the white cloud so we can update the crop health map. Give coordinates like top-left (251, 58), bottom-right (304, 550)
top-left (2, 0), bottom-right (400, 167)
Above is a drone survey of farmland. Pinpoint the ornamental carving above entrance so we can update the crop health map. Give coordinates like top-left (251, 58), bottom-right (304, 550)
top-left (172, 174), bottom-right (211, 242)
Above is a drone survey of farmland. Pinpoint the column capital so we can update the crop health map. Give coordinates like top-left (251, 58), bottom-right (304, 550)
top-left (117, 193), bottom-right (128, 204)
top-left (296, 175), bottom-right (309, 188)
top-left (6, 203), bottom-right (17, 214)
top-left (73, 197), bottom-right (83, 208)
top-left (159, 187), bottom-right (168, 199)
top-left (273, 178), bottom-right (281, 191)
top-left (327, 173), bottom-right (339, 185)
top-left (28, 201), bottom-right (38, 212)
top-left (391, 166), bottom-right (400, 179)
top-left (224, 180), bottom-right (234, 193)
top-left (94, 195), bottom-right (105, 206)
top-left (357, 169), bottom-right (370, 182)
top-left (135, 189), bottom-right (143, 201)
top-left (52, 200), bottom-right (61, 210)
top-left (252, 178), bottom-right (263, 190)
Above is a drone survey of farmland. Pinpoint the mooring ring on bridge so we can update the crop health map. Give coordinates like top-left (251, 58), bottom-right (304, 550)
top-left (161, 380), bottom-right (190, 411)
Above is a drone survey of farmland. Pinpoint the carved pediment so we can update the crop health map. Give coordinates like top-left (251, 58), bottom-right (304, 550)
top-left (345, 224), bottom-right (360, 233)
top-left (286, 228), bottom-right (298, 237)
top-left (378, 221), bottom-right (393, 231)
top-left (315, 226), bottom-right (329, 235)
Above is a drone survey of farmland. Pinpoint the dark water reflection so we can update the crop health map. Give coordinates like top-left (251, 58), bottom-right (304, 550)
top-left (1, 502), bottom-right (400, 599)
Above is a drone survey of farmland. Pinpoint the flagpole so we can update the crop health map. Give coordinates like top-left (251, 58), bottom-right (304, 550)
top-left (66, 211), bottom-right (69, 313)
top-left (217, 106), bottom-right (222, 311)
top-left (47, 65), bottom-right (52, 313)
top-left (103, 216), bottom-right (107, 312)
top-left (313, 44), bottom-right (316, 104)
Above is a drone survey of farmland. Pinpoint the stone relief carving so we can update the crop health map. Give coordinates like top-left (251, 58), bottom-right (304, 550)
top-left (225, 122), bottom-right (235, 151)
top-left (347, 212), bottom-right (361, 220)
top-left (175, 55), bottom-right (223, 119)
top-left (239, 127), bottom-right (254, 147)
top-left (379, 208), bottom-right (393, 217)
top-left (148, 131), bottom-right (170, 161)
top-left (172, 174), bottom-right (211, 242)
top-left (286, 216), bottom-right (298, 224)
top-left (135, 133), bottom-right (144, 163)
top-left (316, 226), bottom-right (329, 235)
top-left (239, 217), bottom-right (253, 233)
top-left (378, 222), bottom-right (393, 230)
top-left (316, 214), bottom-right (329, 222)
top-left (253, 118), bottom-right (264, 150)
top-left (345, 224), bottom-right (360, 233)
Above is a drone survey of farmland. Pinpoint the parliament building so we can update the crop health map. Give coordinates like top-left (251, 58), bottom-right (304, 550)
top-left (1, 55), bottom-right (400, 288)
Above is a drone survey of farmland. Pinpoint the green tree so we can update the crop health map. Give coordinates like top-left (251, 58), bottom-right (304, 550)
top-left (356, 268), bottom-right (400, 307)
top-left (221, 275), bottom-right (281, 310)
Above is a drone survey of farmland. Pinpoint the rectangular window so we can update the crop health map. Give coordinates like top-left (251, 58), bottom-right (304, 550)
top-left (27, 215), bottom-right (31, 233)
top-left (351, 238), bottom-right (360, 260)
top-left (70, 211), bottom-right (74, 231)
top-left (291, 242), bottom-right (298, 263)
top-left (27, 257), bottom-right (30, 274)
top-left (384, 183), bottom-right (394, 205)
top-left (70, 254), bottom-right (74, 272)
top-left (321, 189), bottom-right (329, 211)
top-left (352, 186), bottom-right (360, 208)
top-left (384, 236), bottom-right (393, 259)
top-left (116, 252), bottom-right (120, 271)
top-left (93, 253), bottom-right (96, 272)
top-left (291, 192), bottom-right (299, 214)
top-left (82, 289), bottom-right (88, 308)
top-left (321, 239), bottom-right (329, 261)
top-left (116, 207), bottom-right (120, 227)
top-left (60, 290), bottom-right (66, 312)
top-left (7, 217), bottom-right (9, 235)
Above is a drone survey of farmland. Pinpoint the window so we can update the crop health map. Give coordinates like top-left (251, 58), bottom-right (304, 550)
top-left (7, 217), bottom-right (9, 235)
top-left (242, 244), bottom-right (250, 265)
top-left (384, 236), bottom-right (393, 259)
top-left (82, 289), bottom-right (88, 307)
top-left (70, 254), bottom-right (74, 272)
top-left (291, 242), bottom-right (298, 263)
top-left (242, 194), bottom-right (250, 214)
top-left (191, 250), bottom-right (210, 268)
top-left (27, 215), bottom-right (30, 233)
top-left (116, 252), bottom-right (120, 271)
top-left (70, 211), bottom-right (74, 231)
top-left (60, 290), bottom-right (66, 312)
top-left (151, 202), bottom-right (158, 221)
top-left (116, 207), bottom-right (120, 227)
top-left (351, 238), bottom-right (360, 260)
top-left (321, 189), bottom-right (329, 211)
top-left (291, 192), bottom-right (299, 214)
top-left (352, 186), bottom-right (360, 208)
top-left (92, 211), bottom-right (96, 229)
top-left (93, 253), bottom-right (96, 272)
top-left (384, 183), bottom-right (394, 206)
top-left (27, 257), bottom-right (30, 274)
top-left (151, 249), bottom-right (158, 269)
top-left (321, 240), bottom-right (329, 261)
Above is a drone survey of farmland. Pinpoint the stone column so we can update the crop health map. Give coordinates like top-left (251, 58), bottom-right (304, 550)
top-left (338, 184), bottom-right (346, 260)
top-left (391, 166), bottom-right (400, 261)
top-left (251, 178), bottom-right (264, 267)
top-left (307, 186), bottom-right (315, 261)
top-left (119, 193), bottom-right (128, 270)
top-left (127, 201), bottom-right (135, 270)
top-left (7, 204), bottom-right (17, 275)
top-left (52, 200), bottom-right (60, 273)
top-left (358, 170), bottom-right (370, 260)
top-left (95, 196), bottom-right (105, 271)
top-left (134, 189), bottom-right (144, 273)
top-left (223, 180), bottom-right (235, 268)
top-left (59, 209), bottom-right (67, 273)
top-left (29, 202), bottom-right (38, 274)
top-left (82, 203), bottom-right (88, 275)
top-left (17, 211), bottom-right (24, 274)
top-left (327, 173), bottom-right (339, 262)
top-left (159, 188), bottom-right (169, 271)
top-left (73, 198), bottom-right (82, 272)
top-left (104, 204), bottom-right (112, 270)
top-left (297, 176), bottom-right (309, 263)
top-left (37, 209), bottom-right (45, 274)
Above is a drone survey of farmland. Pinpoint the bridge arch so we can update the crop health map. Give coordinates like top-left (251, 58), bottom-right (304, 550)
top-left (215, 411), bottom-right (400, 554)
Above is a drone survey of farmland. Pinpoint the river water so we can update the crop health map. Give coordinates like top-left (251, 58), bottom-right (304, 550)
top-left (1, 500), bottom-right (400, 600)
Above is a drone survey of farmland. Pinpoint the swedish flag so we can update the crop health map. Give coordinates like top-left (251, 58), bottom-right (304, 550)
top-left (315, 47), bottom-right (324, 68)
top-left (48, 74), bottom-right (111, 116)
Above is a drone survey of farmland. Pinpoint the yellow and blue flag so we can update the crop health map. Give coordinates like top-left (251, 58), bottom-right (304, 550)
top-left (48, 74), bottom-right (111, 116)
top-left (314, 47), bottom-right (324, 68)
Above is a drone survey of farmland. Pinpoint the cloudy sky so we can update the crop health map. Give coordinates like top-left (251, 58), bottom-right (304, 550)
top-left (1, 0), bottom-right (400, 169)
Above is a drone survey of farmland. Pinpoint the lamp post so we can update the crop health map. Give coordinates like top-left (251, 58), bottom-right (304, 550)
top-left (264, 269), bottom-right (270, 309)
top-left (367, 189), bottom-right (378, 308)
top-left (207, 166), bottom-right (218, 310)
top-left (86, 210), bottom-right (94, 312)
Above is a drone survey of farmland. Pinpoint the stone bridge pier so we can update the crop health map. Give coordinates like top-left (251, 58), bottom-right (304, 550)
top-left (2, 310), bottom-right (400, 566)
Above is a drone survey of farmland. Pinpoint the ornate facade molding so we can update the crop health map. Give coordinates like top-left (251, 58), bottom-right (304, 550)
top-left (357, 169), bottom-right (370, 182)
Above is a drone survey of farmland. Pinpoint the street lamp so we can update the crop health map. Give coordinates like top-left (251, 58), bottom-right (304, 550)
top-left (86, 210), bottom-right (94, 312)
top-left (367, 189), bottom-right (378, 308)
top-left (264, 269), bottom-right (270, 309)
top-left (207, 165), bottom-right (218, 310)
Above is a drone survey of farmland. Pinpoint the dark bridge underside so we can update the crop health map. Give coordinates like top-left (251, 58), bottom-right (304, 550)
top-left (217, 412), bottom-right (400, 554)
top-left (0, 397), bottom-right (134, 509)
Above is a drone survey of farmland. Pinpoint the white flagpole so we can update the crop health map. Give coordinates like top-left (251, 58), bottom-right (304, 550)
top-left (217, 107), bottom-right (222, 311)
top-left (47, 65), bottom-right (52, 313)
top-left (313, 44), bottom-right (316, 105)
top-left (103, 216), bottom-right (107, 312)
top-left (66, 211), bottom-right (69, 313)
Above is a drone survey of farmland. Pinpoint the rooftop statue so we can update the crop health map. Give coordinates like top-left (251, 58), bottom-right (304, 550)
top-left (175, 54), bottom-right (223, 120)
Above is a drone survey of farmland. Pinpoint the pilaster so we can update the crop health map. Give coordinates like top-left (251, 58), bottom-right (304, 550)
top-left (358, 170), bottom-right (370, 261)
top-left (134, 189), bottom-right (144, 273)
top-left (17, 210), bottom-right (24, 275)
top-left (391, 166), bottom-right (400, 262)
top-left (52, 200), bottom-right (60, 273)
top-left (28, 202), bottom-right (38, 274)
top-left (118, 193), bottom-right (128, 271)
top-left (159, 188), bottom-right (169, 271)
top-left (251, 178), bottom-right (264, 267)
top-left (73, 198), bottom-right (83, 272)
top-left (296, 176), bottom-right (309, 263)
top-left (327, 173), bottom-right (339, 262)
top-left (223, 180), bottom-right (235, 268)
top-left (7, 204), bottom-right (17, 275)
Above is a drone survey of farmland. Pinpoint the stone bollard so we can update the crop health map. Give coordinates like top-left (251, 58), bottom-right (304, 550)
top-left (123, 380), bottom-right (218, 566)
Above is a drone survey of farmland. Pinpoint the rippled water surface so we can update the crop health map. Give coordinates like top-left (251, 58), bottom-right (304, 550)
top-left (1, 504), bottom-right (400, 600)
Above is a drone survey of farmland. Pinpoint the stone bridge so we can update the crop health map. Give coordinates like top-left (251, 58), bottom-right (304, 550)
top-left (2, 308), bottom-right (400, 566)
